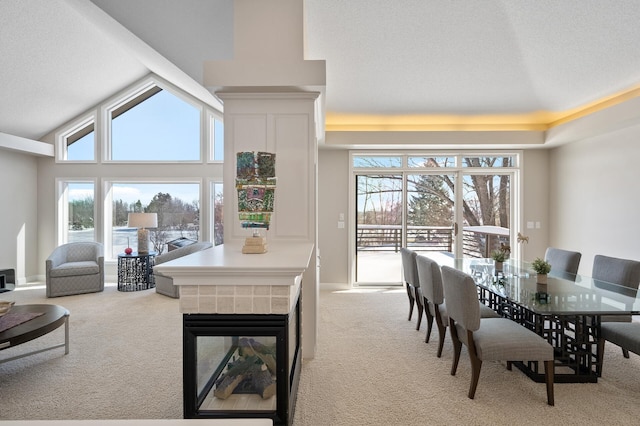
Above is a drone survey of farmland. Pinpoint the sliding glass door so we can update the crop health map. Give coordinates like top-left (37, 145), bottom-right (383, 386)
top-left (355, 174), bottom-right (403, 284)
top-left (352, 154), bottom-right (517, 286)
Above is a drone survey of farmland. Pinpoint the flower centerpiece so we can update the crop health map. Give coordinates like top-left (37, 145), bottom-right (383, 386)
top-left (531, 257), bottom-right (552, 284)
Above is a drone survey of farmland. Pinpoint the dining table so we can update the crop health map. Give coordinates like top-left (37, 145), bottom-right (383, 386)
top-left (437, 257), bottom-right (640, 383)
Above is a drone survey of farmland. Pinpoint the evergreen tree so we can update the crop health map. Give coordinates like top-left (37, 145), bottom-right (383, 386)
top-left (407, 174), bottom-right (453, 227)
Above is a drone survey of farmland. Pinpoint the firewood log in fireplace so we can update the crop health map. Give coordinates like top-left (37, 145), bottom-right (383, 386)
top-left (239, 337), bottom-right (277, 375)
top-left (213, 373), bottom-right (244, 399)
top-left (252, 365), bottom-right (276, 399)
top-left (214, 355), bottom-right (276, 400)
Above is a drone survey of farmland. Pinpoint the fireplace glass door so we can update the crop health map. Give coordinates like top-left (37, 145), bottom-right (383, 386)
top-left (183, 302), bottom-right (301, 425)
top-left (196, 335), bottom-right (278, 411)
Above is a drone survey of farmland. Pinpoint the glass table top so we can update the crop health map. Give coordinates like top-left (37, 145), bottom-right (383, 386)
top-left (438, 257), bottom-right (640, 315)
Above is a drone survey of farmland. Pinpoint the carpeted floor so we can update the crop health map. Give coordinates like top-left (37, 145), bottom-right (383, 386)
top-left (1, 284), bottom-right (640, 424)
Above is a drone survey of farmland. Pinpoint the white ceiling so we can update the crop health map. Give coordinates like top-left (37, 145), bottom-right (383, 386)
top-left (2, 0), bottom-right (640, 143)
top-left (304, 0), bottom-right (640, 116)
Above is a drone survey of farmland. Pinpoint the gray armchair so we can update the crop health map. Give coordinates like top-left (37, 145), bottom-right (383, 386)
top-left (154, 242), bottom-right (213, 298)
top-left (46, 242), bottom-right (104, 297)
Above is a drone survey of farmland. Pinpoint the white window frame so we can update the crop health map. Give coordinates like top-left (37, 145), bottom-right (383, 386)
top-left (207, 109), bottom-right (225, 162)
top-left (52, 74), bottom-right (225, 262)
top-left (209, 180), bottom-right (224, 245)
top-left (349, 150), bottom-right (522, 286)
top-left (101, 76), bottom-right (204, 164)
top-left (55, 112), bottom-right (97, 163)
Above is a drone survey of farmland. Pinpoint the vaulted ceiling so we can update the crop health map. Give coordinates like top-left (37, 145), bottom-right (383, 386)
top-left (2, 0), bottom-right (640, 145)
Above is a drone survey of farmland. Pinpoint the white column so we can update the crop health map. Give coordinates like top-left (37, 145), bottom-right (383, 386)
top-left (202, 0), bottom-right (325, 359)
top-left (217, 91), bottom-right (319, 359)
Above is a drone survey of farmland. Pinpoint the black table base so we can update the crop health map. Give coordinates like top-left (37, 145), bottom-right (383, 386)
top-left (479, 286), bottom-right (601, 383)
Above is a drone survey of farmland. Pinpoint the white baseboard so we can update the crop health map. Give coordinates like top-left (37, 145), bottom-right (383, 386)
top-left (319, 282), bottom-right (350, 291)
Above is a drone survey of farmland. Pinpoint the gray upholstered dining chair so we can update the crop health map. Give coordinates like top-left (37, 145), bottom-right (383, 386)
top-left (544, 247), bottom-right (581, 276)
top-left (441, 265), bottom-right (555, 405)
top-left (592, 254), bottom-right (640, 323)
top-left (592, 254), bottom-right (640, 370)
top-left (416, 255), bottom-right (499, 357)
top-left (46, 242), bottom-right (104, 297)
top-left (401, 248), bottom-right (426, 330)
top-left (597, 322), bottom-right (640, 376)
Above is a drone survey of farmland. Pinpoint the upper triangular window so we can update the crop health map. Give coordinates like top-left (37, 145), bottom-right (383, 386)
top-left (108, 83), bottom-right (201, 161)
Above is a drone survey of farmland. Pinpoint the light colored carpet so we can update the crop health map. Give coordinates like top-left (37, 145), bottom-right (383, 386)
top-left (1, 284), bottom-right (640, 424)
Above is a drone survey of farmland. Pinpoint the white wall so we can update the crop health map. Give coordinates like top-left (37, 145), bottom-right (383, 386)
top-left (0, 149), bottom-right (39, 283)
top-left (520, 149), bottom-right (550, 261)
top-left (549, 122), bottom-right (640, 275)
top-left (317, 148), bottom-right (349, 287)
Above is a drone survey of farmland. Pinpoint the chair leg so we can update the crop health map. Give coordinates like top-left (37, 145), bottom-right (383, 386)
top-left (449, 318), bottom-right (461, 375)
top-left (544, 360), bottom-right (555, 406)
top-left (435, 309), bottom-right (447, 358)
top-left (406, 284), bottom-right (415, 321)
top-left (622, 348), bottom-right (630, 358)
top-left (415, 288), bottom-right (424, 331)
top-left (506, 361), bottom-right (512, 370)
top-left (424, 298), bottom-right (434, 343)
top-left (466, 331), bottom-right (482, 400)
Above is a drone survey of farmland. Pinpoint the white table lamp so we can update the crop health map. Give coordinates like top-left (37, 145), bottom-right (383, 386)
top-left (127, 212), bottom-right (158, 254)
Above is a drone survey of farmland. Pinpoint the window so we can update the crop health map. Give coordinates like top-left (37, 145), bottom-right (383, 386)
top-left (107, 181), bottom-right (201, 258)
top-left (212, 182), bottom-right (224, 245)
top-left (53, 75), bottom-right (224, 258)
top-left (57, 115), bottom-right (96, 162)
top-left (107, 82), bottom-right (201, 162)
top-left (408, 156), bottom-right (455, 168)
top-left (462, 156), bottom-right (516, 167)
top-left (351, 152), bottom-right (519, 286)
top-left (353, 156), bottom-right (402, 168)
top-left (57, 180), bottom-right (96, 244)
top-left (210, 113), bottom-right (225, 161)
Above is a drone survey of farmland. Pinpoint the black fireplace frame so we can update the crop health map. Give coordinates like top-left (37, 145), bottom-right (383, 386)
top-left (183, 294), bottom-right (301, 425)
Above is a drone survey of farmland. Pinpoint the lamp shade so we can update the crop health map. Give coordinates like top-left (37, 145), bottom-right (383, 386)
top-left (127, 212), bottom-right (158, 229)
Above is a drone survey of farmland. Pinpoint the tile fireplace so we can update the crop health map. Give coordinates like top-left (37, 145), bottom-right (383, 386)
top-left (153, 242), bottom-right (314, 426)
top-left (183, 289), bottom-right (301, 425)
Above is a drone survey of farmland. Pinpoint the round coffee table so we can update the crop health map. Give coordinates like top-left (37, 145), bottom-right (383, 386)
top-left (0, 304), bottom-right (69, 364)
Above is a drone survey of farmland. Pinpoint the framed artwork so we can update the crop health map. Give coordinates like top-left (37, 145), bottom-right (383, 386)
top-left (236, 151), bottom-right (276, 230)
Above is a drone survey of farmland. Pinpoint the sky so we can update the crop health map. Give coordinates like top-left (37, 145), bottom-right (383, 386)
top-left (112, 183), bottom-right (200, 206)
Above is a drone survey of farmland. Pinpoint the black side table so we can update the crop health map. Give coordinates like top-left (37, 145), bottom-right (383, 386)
top-left (117, 252), bottom-right (157, 292)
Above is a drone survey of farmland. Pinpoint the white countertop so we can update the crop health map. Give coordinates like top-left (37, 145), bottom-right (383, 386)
top-left (0, 421), bottom-right (271, 426)
top-left (154, 242), bottom-right (314, 286)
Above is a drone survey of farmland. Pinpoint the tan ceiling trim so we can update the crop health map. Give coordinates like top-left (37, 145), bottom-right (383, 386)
top-left (325, 121), bottom-right (549, 132)
top-left (325, 84), bottom-right (640, 132)
top-left (547, 84), bottom-right (640, 128)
